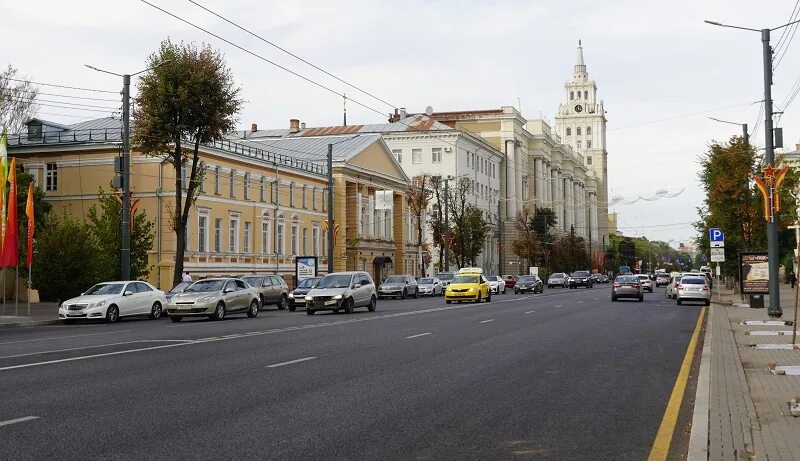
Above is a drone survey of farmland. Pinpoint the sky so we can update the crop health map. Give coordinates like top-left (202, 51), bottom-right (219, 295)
top-left (3, 0), bottom-right (800, 247)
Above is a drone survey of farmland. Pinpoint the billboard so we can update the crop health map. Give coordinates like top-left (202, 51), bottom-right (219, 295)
top-left (295, 256), bottom-right (318, 287)
top-left (740, 252), bottom-right (769, 295)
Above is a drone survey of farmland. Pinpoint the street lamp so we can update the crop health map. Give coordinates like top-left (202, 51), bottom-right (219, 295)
top-left (85, 60), bottom-right (171, 281)
top-left (708, 117), bottom-right (749, 145)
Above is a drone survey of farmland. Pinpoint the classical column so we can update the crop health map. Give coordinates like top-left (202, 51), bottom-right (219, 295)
top-left (553, 169), bottom-right (562, 230)
top-left (565, 176), bottom-right (574, 231)
top-left (534, 157), bottom-right (544, 207)
top-left (544, 162), bottom-right (551, 207)
top-left (505, 141), bottom-right (517, 219)
top-left (590, 191), bottom-right (598, 242)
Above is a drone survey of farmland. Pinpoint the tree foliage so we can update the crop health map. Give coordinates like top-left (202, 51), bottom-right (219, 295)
top-left (132, 39), bottom-right (242, 287)
top-left (0, 65), bottom-right (38, 132)
top-left (448, 178), bottom-right (487, 268)
top-left (550, 226), bottom-right (590, 273)
top-left (408, 174), bottom-right (433, 274)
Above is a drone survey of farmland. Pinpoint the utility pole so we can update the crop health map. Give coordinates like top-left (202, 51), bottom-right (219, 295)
top-left (444, 179), bottom-right (450, 271)
top-left (327, 144), bottom-right (334, 273)
top-left (762, 28), bottom-right (782, 317)
top-left (121, 74), bottom-right (131, 281)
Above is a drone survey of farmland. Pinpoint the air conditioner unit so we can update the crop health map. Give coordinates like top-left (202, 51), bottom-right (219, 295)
top-left (444, 147), bottom-right (452, 152)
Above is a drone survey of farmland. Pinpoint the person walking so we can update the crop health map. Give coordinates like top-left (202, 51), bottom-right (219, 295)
top-left (182, 272), bottom-right (192, 283)
top-left (790, 272), bottom-right (797, 289)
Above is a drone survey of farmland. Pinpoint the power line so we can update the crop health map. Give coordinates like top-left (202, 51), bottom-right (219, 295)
top-left (774, 0), bottom-right (800, 62)
top-left (5, 96), bottom-right (119, 110)
top-left (6, 87), bottom-right (120, 102)
top-left (186, 0), bottom-right (396, 109)
top-left (608, 101), bottom-right (759, 131)
top-left (2, 77), bottom-right (117, 94)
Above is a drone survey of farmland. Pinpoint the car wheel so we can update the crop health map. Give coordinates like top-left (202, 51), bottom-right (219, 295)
top-left (368, 296), bottom-right (377, 312)
top-left (401, 289), bottom-right (407, 300)
top-left (514, 289), bottom-right (519, 295)
top-left (446, 300), bottom-right (452, 304)
top-left (259, 295), bottom-right (266, 310)
top-left (105, 305), bottom-right (119, 323)
top-left (344, 297), bottom-right (355, 314)
top-left (277, 294), bottom-right (288, 310)
top-left (677, 299), bottom-right (682, 305)
top-left (412, 289), bottom-right (418, 299)
top-left (170, 316), bottom-right (182, 323)
top-left (705, 299), bottom-right (711, 306)
top-left (638, 295), bottom-right (644, 302)
top-left (149, 302), bottom-right (162, 320)
top-left (288, 303), bottom-right (296, 312)
top-left (247, 299), bottom-right (259, 318)
top-left (212, 302), bottom-right (226, 321)
top-left (306, 308), bottom-right (315, 315)
top-left (486, 292), bottom-right (492, 303)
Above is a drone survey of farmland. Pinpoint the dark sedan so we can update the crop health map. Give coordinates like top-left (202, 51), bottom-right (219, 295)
top-left (514, 275), bottom-right (543, 294)
top-left (568, 271), bottom-right (594, 289)
top-left (288, 277), bottom-right (321, 311)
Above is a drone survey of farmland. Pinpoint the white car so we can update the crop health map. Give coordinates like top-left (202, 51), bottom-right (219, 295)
top-left (59, 281), bottom-right (167, 324)
top-left (416, 277), bottom-right (443, 296)
top-left (485, 275), bottom-right (507, 294)
top-left (635, 274), bottom-right (653, 293)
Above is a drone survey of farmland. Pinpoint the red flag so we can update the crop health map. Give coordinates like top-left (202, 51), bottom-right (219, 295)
top-left (1, 158), bottom-right (18, 267)
top-left (25, 182), bottom-right (34, 266)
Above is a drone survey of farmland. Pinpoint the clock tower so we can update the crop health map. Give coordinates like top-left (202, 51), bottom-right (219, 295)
top-left (555, 40), bottom-right (609, 248)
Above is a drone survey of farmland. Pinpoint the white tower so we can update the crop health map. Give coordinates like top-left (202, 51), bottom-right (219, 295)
top-left (555, 40), bottom-right (609, 248)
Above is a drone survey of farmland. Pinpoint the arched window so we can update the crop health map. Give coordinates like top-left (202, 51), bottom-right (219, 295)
top-left (586, 126), bottom-right (592, 135)
top-left (576, 91), bottom-right (581, 99)
top-left (276, 215), bottom-right (285, 255)
top-left (566, 127), bottom-right (571, 136)
top-left (584, 90), bottom-right (588, 99)
top-left (261, 212), bottom-right (271, 254)
top-left (361, 206), bottom-right (367, 236)
top-left (576, 127), bottom-right (582, 136)
top-left (570, 91), bottom-right (574, 100)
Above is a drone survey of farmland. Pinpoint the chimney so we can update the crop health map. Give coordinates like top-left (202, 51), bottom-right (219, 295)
top-left (399, 107), bottom-right (407, 119)
top-left (289, 119), bottom-right (300, 133)
top-left (300, 122), bottom-right (306, 130)
top-left (251, 123), bottom-right (258, 133)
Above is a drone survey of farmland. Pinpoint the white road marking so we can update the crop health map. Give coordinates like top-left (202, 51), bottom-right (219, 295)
top-left (555, 305), bottom-right (563, 308)
top-left (479, 319), bottom-right (495, 324)
top-left (524, 311), bottom-right (536, 314)
top-left (0, 416), bottom-right (39, 427)
top-left (594, 298), bottom-right (599, 301)
top-left (577, 301), bottom-right (584, 304)
top-left (0, 340), bottom-right (193, 360)
top-left (405, 332), bottom-right (432, 339)
top-left (0, 330), bottom-right (131, 345)
top-left (266, 356), bottom-right (317, 368)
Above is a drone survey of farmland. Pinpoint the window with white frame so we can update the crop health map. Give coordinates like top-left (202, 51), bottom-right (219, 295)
top-left (361, 206), bottom-right (367, 236)
top-left (302, 227), bottom-right (308, 254)
top-left (373, 206), bottom-right (379, 236)
top-left (243, 173), bottom-right (250, 200)
top-left (198, 212), bottom-right (209, 253)
top-left (312, 188), bottom-right (317, 210)
top-left (577, 140), bottom-right (582, 149)
top-left (289, 183), bottom-right (294, 207)
top-left (576, 127), bottom-right (582, 136)
top-left (229, 215), bottom-right (240, 253)
top-left (45, 163), bottom-right (58, 191)
top-left (259, 177), bottom-right (265, 202)
top-left (384, 210), bottom-right (391, 239)
top-left (412, 148), bottom-right (422, 164)
top-left (243, 221), bottom-right (251, 253)
top-left (214, 218), bottom-right (222, 252)
top-left (322, 228), bottom-right (327, 256)
top-left (302, 186), bottom-right (307, 209)
top-left (587, 140), bottom-right (592, 149)
top-left (312, 225), bottom-right (319, 256)
top-left (392, 149), bottom-right (403, 163)
top-left (432, 147), bottom-right (442, 163)
top-left (214, 167), bottom-right (221, 194)
top-left (181, 162), bottom-right (188, 190)
top-left (261, 216), bottom-right (270, 254)
top-left (276, 216), bottom-right (285, 255)
top-left (229, 170), bottom-right (236, 197)
top-left (291, 219), bottom-right (298, 255)
top-left (587, 156), bottom-right (593, 165)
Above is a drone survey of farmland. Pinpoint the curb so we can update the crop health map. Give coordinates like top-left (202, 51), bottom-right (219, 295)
top-left (0, 319), bottom-right (62, 329)
top-left (687, 304), bottom-right (713, 461)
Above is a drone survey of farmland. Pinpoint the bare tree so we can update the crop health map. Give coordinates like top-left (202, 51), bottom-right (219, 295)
top-left (408, 174), bottom-right (433, 275)
top-left (0, 65), bottom-right (39, 132)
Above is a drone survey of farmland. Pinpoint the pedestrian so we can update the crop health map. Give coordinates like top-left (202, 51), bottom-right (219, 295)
top-left (182, 272), bottom-right (192, 283)
top-left (790, 272), bottom-right (797, 289)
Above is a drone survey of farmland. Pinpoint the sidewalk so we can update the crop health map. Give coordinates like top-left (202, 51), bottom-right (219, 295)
top-left (0, 301), bottom-right (61, 328)
top-left (692, 283), bottom-right (800, 460)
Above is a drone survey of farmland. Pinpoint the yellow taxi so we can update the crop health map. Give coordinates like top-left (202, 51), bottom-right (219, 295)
top-left (444, 268), bottom-right (491, 304)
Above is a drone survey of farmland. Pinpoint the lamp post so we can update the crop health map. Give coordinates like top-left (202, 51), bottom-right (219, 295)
top-left (705, 18), bottom-right (800, 317)
top-left (85, 60), bottom-right (171, 281)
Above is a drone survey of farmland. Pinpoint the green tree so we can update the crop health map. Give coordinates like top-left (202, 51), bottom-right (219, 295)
top-left (87, 187), bottom-right (155, 281)
top-left (448, 178), bottom-right (488, 268)
top-left (550, 226), bottom-right (590, 273)
top-left (132, 39), bottom-right (243, 287)
top-left (512, 208), bottom-right (540, 272)
top-left (408, 174), bottom-right (433, 275)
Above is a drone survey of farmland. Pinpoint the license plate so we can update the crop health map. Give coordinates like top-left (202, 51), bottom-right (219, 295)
top-left (178, 306), bottom-right (193, 310)
top-left (325, 300), bottom-right (337, 306)
top-left (67, 311), bottom-right (83, 316)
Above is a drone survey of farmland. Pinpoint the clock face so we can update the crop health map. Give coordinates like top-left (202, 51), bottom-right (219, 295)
top-left (574, 105), bottom-right (583, 113)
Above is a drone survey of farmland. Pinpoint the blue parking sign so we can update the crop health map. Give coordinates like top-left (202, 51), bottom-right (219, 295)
top-left (709, 228), bottom-right (724, 248)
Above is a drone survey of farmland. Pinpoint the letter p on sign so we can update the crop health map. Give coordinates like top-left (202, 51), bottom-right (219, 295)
top-left (710, 228), bottom-right (724, 248)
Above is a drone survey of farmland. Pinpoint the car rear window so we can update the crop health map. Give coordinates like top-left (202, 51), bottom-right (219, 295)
top-left (681, 277), bottom-right (706, 285)
top-left (518, 276), bottom-right (536, 282)
top-left (572, 271), bottom-right (590, 277)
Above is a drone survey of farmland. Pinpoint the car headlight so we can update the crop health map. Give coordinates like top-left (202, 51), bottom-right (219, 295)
top-left (90, 300), bottom-right (108, 308)
top-left (305, 295), bottom-right (313, 301)
top-left (288, 293), bottom-right (294, 298)
top-left (333, 294), bottom-right (343, 300)
top-left (196, 296), bottom-right (216, 304)
top-left (467, 287), bottom-right (475, 292)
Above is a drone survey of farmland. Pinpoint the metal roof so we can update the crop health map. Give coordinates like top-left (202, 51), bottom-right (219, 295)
top-left (239, 134), bottom-right (383, 162)
top-left (233, 115), bottom-right (456, 141)
top-left (7, 117), bottom-right (123, 147)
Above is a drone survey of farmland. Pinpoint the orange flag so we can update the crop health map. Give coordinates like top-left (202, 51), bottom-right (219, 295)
top-left (26, 182), bottom-right (34, 266)
top-left (0, 158), bottom-right (18, 267)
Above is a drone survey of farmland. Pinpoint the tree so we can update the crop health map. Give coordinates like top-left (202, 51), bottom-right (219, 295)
top-left (0, 65), bottom-right (38, 133)
top-left (512, 207), bottom-right (540, 272)
top-left (550, 226), bottom-right (590, 273)
top-left (408, 174), bottom-right (433, 275)
top-left (428, 176), bottom-right (450, 271)
top-left (132, 39), bottom-right (242, 287)
top-left (87, 187), bottom-right (155, 281)
top-left (448, 178), bottom-right (488, 268)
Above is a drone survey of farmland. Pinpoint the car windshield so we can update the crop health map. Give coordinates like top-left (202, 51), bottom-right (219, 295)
top-left (84, 283), bottom-right (125, 295)
top-left (297, 278), bottom-right (320, 289)
top-left (572, 271), bottom-right (590, 277)
top-left (437, 273), bottom-right (454, 281)
top-left (518, 276), bottom-right (536, 282)
top-left (417, 278), bottom-right (434, 284)
top-left (550, 273), bottom-right (564, 278)
top-left (452, 275), bottom-right (479, 284)
top-left (385, 276), bottom-right (405, 283)
top-left (184, 279), bottom-right (226, 293)
top-left (241, 276), bottom-right (262, 287)
top-left (682, 277), bottom-right (706, 285)
top-left (169, 282), bottom-right (191, 294)
top-left (316, 274), bottom-right (353, 289)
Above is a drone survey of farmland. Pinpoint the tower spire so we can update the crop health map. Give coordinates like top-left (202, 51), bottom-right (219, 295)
top-left (575, 39), bottom-right (586, 76)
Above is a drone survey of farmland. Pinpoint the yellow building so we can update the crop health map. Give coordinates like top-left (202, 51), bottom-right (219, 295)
top-left (8, 117), bottom-right (418, 290)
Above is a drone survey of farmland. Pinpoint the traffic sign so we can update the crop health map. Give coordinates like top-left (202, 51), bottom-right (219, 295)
top-left (710, 228), bottom-right (725, 248)
top-left (711, 247), bottom-right (725, 262)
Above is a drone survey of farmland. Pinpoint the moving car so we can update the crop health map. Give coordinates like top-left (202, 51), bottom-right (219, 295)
top-left (304, 271), bottom-right (377, 314)
top-left (636, 274), bottom-right (654, 293)
top-left (165, 281), bottom-right (191, 303)
top-left (514, 275), bottom-right (543, 294)
top-left (416, 277), bottom-right (443, 296)
top-left (676, 276), bottom-right (711, 306)
top-left (378, 274), bottom-right (418, 299)
top-left (548, 273), bottom-right (568, 288)
top-left (502, 275), bottom-right (519, 289)
top-left (288, 276), bottom-right (321, 311)
top-left (655, 272), bottom-right (670, 287)
top-left (167, 278), bottom-right (260, 322)
top-left (666, 274), bottom-right (683, 299)
top-left (241, 274), bottom-right (289, 310)
top-left (59, 281), bottom-right (167, 324)
top-left (485, 275), bottom-right (507, 294)
top-left (611, 275), bottom-right (644, 302)
top-left (568, 271), bottom-right (594, 289)
top-left (437, 272), bottom-right (455, 288)
top-left (445, 268), bottom-right (491, 304)
top-left (597, 274), bottom-right (610, 283)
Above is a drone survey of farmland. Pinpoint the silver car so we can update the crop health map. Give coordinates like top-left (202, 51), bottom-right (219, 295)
top-left (167, 278), bottom-right (260, 322)
top-left (241, 274), bottom-right (289, 310)
top-left (378, 274), bottom-right (418, 299)
top-left (416, 277), bottom-right (443, 296)
top-left (548, 273), bottom-right (568, 288)
top-left (676, 276), bottom-right (711, 306)
top-left (304, 271), bottom-right (377, 315)
top-left (611, 275), bottom-right (644, 302)
top-left (636, 274), bottom-right (654, 293)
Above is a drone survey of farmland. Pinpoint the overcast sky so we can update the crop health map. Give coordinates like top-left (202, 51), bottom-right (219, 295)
top-left (4, 0), bottom-right (800, 247)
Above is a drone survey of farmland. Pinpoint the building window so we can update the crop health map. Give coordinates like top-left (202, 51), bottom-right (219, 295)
top-left (312, 188), bottom-right (317, 210)
top-left (322, 228), bottom-right (327, 257)
top-left (384, 210), bottom-right (391, 239)
top-left (584, 91), bottom-right (588, 99)
top-left (361, 206), bottom-right (367, 236)
top-left (243, 173), bottom-right (250, 200)
top-left (392, 149), bottom-right (403, 163)
top-left (373, 207), bottom-right (379, 236)
top-left (432, 147), bottom-right (442, 163)
top-left (302, 228), bottom-right (308, 254)
top-left (291, 221), bottom-right (298, 255)
top-left (276, 217), bottom-right (285, 255)
top-left (577, 91), bottom-right (581, 99)
top-left (302, 186), bottom-right (307, 209)
top-left (289, 183), bottom-right (294, 207)
top-left (322, 189), bottom-right (327, 211)
top-left (45, 163), bottom-right (57, 191)
top-left (259, 177), bottom-right (265, 202)
top-left (214, 167), bottom-right (220, 195)
top-left (576, 127), bottom-right (581, 136)
top-left (312, 226), bottom-right (319, 256)
top-left (198, 213), bottom-right (208, 253)
top-left (181, 162), bottom-right (188, 190)
top-left (570, 91), bottom-right (574, 100)
top-left (243, 222), bottom-right (251, 253)
top-left (577, 140), bottom-right (582, 149)
top-left (229, 216), bottom-right (239, 253)
top-left (412, 148), bottom-right (422, 164)
top-left (261, 218), bottom-right (270, 254)
top-left (214, 218), bottom-right (222, 252)
top-left (28, 123), bottom-right (42, 141)
top-left (586, 126), bottom-right (592, 135)
top-left (229, 170), bottom-right (236, 198)
top-left (587, 140), bottom-right (592, 149)
top-left (566, 128), bottom-right (571, 136)
top-left (587, 156), bottom-right (593, 165)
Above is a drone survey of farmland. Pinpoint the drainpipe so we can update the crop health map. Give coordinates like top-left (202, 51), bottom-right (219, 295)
top-left (157, 159), bottom-right (165, 289)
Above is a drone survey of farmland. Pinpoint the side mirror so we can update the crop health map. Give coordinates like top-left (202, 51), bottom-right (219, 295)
top-left (224, 288), bottom-right (234, 294)
top-left (124, 291), bottom-right (134, 297)
top-left (353, 282), bottom-right (362, 289)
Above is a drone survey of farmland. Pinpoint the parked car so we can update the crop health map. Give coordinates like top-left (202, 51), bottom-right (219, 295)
top-left (676, 275), bottom-right (711, 306)
top-left (287, 276), bottom-right (321, 311)
top-left (378, 274), bottom-right (418, 299)
top-left (548, 273), bottom-right (568, 288)
top-left (502, 275), bottom-right (519, 289)
top-left (568, 271), bottom-right (594, 289)
top-left (166, 278), bottom-right (260, 322)
top-left (635, 274), bottom-right (654, 293)
top-left (59, 281), bottom-right (167, 324)
top-left (165, 281), bottom-right (192, 303)
top-left (514, 275), bottom-right (543, 294)
top-left (445, 268), bottom-right (491, 304)
top-left (597, 274), bottom-right (610, 283)
top-left (304, 271), bottom-right (377, 314)
top-left (416, 277), bottom-right (443, 296)
top-left (655, 272), bottom-right (670, 287)
top-left (437, 272), bottom-right (455, 288)
top-left (485, 275), bottom-right (507, 294)
top-left (611, 275), bottom-right (644, 302)
top-left (241, 274), bottom-right (290, 310)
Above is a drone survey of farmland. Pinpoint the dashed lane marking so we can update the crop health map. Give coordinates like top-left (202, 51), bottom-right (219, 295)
top-left (0, 330), bottom-right (131, 345)
top-left (479, 319), bottom-right (495, 324)
top-left (405, 333), bottom-right (432, 339)
top-left (266, 356), bottom-right (317, 368)
top-left (0, 416), bottom-right (39, 427)
top-left (524, 311), bottom-right (536, 314)
top-left (0, 339), bottom-right (193, 360)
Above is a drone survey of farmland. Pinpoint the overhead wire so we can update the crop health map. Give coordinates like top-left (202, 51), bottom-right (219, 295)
top-left (773, 0), bottom-right (800, 69)
top-left (2, 77), bottom-right (117, 94)
top-left (6, 87), bottom-right (120, 102)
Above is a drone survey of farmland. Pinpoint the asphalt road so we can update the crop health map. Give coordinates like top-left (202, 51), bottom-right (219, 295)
top-left (0, 284), bottom-right (702, 460)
